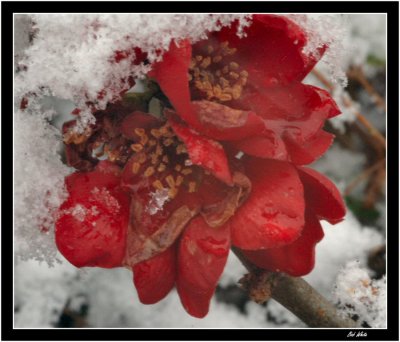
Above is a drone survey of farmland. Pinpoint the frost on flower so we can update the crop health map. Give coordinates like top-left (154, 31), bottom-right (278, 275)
top-left (333, 261), bottom-right (386, 328)
top-left (289, 14), bottom-right (350, 87)
top-left (14, 13), bottom-right (367, 320)
top-left (14, 14), bottom-right (250, 265)
top-left (147, 188), bottom-right (170, 215)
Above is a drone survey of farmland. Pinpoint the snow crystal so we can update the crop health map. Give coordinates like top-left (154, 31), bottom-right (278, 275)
top-left (305, 211), bottom-right (385, 298)
top-left (70, 204), bottom-right (87, 222)
top-left (15, 14), bottom-right (251, 131)
top-left (14, 104), bottom-right (71, 266)
top-left (14, 13), bottom-right (251, 266)
top-left (146, 188), bottom-right (170, 215)
top-left (91, 187), bottom-right (120, 213)
top-left (344, 14), bottom-right (386, 75)
top-left (289, 14), bottom-right (350, 87)
top-left (333, 261), bottom-right (386, 328)
top-left (329, 88), bottom-right (359, 133)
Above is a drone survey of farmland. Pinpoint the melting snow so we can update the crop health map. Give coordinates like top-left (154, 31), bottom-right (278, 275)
top-left (333, 261), bottom-right (386, 328)
top-left (146, 188), bottom-right (170, 215)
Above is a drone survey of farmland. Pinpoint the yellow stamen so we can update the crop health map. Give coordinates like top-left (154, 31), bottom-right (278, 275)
top-left (150, 129), bottom-right (162, 138)
top-left (157, 163), bottom-right (166, 172)
top-left (134, 128), bottom-right (145, 136)
top-left (132, 162), bottom-right (141, 174)
top-left (230, 62), bottom-right (239, 70)
top-left (131, 143), bottom-right (143, 152)
top-left (168, 187), bottom-right (178, 199)
top-left (138, 153), bottom-right (147, 164)
top-left (213, 55), bottom-right (222, 63)
top-left (144, 167), bottom-right (155, 177)
top-left (181, 168), bottom-right (193, 175)
top-left (152, 180), bottom-right (164, 190)
top-left (188, 182), bottom-right (197, 193)
top-left (176, 144), bottom-right (187, 155)
top-left (163, 138), bottom-right (174, 147)
top-left (200, 57), bottom-right (211, 69)
top-left (140, 134), bottom-right (149, 146)
top-left (166, 175), bottom-right (175, 188)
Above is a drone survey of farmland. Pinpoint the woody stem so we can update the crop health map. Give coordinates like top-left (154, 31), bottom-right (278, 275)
top-left (232, 247), bottom-right (359, 328)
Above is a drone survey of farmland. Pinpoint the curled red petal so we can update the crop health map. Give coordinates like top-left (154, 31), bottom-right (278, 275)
top-left (56, 169), bottom-right (130, 268)
top-left (177, 217), bottom-right (230, 318)
top-left (242, 209), bottom-right (324, 276)
top-left (231, 158), bottom-right (305, 250)
top-left (230, 129), bottom-right (288, 160)
top-left (190, 100), bottom-right (265, 141)
top-left (65, 161), bottom-right (122, 201)
top-left (284, 130), bottom-right (334, 165)
top-left (148, 39), bottom-right (198, 126)
top-left (124, 189), bottom-right (200, 266)
top-left (133, 246), bottom-right (176, 304)
top-left (211, 14), bottom-right (323, 87)
top-left (169, 118), bottom-right (233, 185)
top-left (297, 166), bottom-right (346, 224)
top-left (240, 84), bottom-right (336, 143)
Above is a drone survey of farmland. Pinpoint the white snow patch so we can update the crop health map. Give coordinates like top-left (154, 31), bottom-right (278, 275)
top-left (289, 14), bottom-right (350, 87)
top-left (305, 211), bottom-right (385, 298)
top-left (333, 261), bottom-right (386, 328)
top-left (146, 188), bottom-right (170, 215)
top-left (14, 104), bottom-right (71, 265)
top-left (15, 14), bottom-right (251, 131)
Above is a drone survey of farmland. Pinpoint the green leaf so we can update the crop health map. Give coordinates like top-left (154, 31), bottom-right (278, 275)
top-left (366, 54), bottom-right (386, 67)
top-left (345, 196), bottom-right (380, 224)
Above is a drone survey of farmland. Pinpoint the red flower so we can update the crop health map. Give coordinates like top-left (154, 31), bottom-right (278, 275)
top-left (55, 14), bottom-right (346, 319)
top-left (149, 14), bottom-right (340, 165)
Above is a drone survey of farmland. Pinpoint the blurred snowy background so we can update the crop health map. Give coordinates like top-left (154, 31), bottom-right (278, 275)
top-left (13, 14), bottom-right (386, 328)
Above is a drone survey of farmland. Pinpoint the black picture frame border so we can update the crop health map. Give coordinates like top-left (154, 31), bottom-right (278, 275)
top-left (3, 1), bottom-right (398, 341)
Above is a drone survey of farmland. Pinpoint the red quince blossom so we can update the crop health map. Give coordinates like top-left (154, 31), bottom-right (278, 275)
top-left (149, 14), bottom-right (340, 165)
top-left (55, 14), bottom-right (346, 319)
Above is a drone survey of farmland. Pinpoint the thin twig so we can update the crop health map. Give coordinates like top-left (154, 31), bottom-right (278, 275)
top-left (232, 247), bottom-right (359, 328)
top-left (347, 66), bottom-right (386, 112)
top-left (312, 69), bottom-right (386, 151)
top-left (344, 158), bottom-right (386, 196)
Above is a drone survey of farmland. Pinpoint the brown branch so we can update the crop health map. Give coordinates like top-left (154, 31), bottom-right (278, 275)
top-left (312, 69), bottom-right (386, 151)
top-left (344, 158), bottom-right (386, 196)
top-left (347, 66), bottom-right (386, 112)
top-left (232, 247), bottom-right (359, 328)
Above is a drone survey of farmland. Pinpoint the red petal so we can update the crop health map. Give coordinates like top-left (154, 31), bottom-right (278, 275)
top-left (240, 84), bottom-right (335, 142)
top-left (231, 158), bottom-right (305, 250)
top-left (243, 210), bottom-right (324, 276)
top-left (177, 217), bottom-right (230, 318)
top-left (56, 171), bottom-right (130, 268)
top-left (284, 130), bottom-right (334, 165)
top-left (235, 84), bottom-right (337, 163)
top-left (169, 118), bottom-right (233, 184)
top-left (65, 162), bottom-right (122, 201)
top-left (211, 14), bottom-right (322, 87)
top-left (133, 246), bottom-right (176, 304)
top-left (230, 129), bottom-right (288, 160)
top-left (148, 39), bottom-right (197, 126)
top-left (124, 187), bottom-right (200, 266)
top-left (189, 100), bottom-right (265, 141)
top-left (297, 167), bottom-right (346, 224)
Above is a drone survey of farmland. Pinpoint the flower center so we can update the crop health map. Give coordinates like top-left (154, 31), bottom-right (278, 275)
top-left (189, 41), bottom-right (248, 102)
top-left (130, 122), bottom-right (199, 199)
